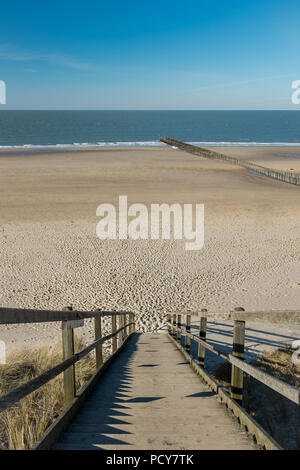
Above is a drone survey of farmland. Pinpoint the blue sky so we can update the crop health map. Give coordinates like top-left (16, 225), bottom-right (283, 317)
top-left (0, 0), bottom-right (300, 109)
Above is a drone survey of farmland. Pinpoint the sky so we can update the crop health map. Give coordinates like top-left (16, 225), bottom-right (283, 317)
top-left (0, 0), bottom-right (300, 110)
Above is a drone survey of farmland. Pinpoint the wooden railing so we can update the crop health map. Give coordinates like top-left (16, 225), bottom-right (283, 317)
top-left (0, 306), bottom-right (136, 447)
top-left (166, 308), bottom-right (300, 450)
top-left (1, 305), bottom-right (299, 449)
top-left (161, 137), bottom-right (300, 187)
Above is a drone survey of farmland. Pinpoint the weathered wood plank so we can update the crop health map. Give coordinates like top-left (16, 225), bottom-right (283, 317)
top-left (94, 317), bottom-right (103, 369)
top-left (168, 333), bottom-right (282, 450)
top-left (177, 314), bottom-right (181, 342)
top-left (62, 324), bottom-right (76, 406)
top-left (51, 334), bottom-right (258, 451)
top-left (198, 315), bottom-right (207, 367)
top-left (230, 320), bottom-right (245, 405)
top-left (228, 310), bottom-right (300, 324)
top-left (0, 307), bottom-right (133, 324)
top-left (185, 314), bottom-right (191, 353)
top-left (62, 307), bottom-right (76, 406)
top-left (111, 315), bottom-right (117, 353)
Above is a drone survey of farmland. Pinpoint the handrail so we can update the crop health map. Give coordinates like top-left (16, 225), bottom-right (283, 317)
top-left (228, 310), bottom-right (300, 324)
top-left (166, 309), bottom-right (300, 450)
top-left (0, 321), bottom-right (133, 412)
top-left (0, 307), bottom-right (136, 420)
top-left (167, 310), bottom-right (300, 405)
top-left (174, 326), bottom-right (300, 405)
top-left (166, 308), bottom-right (300, 324)
top-left (0, 307), bottom-right (132, 324)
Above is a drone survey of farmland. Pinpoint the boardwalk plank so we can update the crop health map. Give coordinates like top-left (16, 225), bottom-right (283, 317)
top-left (52, 333), bottom-right (256, 450)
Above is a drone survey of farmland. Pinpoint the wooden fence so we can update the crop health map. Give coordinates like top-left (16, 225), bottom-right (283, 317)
top-left (1, 305), bottom-right (300, 450)
top-left (0, 306), bottom-right (136, 448)
top-left (160, 137), bottom-right (300, 187)
top-left (166, 308), bottom-right (300, 450)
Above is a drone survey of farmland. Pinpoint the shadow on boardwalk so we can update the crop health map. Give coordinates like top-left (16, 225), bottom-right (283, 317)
top-left (52, 333), bottom-right (254, 450)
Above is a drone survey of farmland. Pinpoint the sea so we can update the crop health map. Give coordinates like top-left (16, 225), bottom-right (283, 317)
top-left (0, 110), bottom-right (300, 149)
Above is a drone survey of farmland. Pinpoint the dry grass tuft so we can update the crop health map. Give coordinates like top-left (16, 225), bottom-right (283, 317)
top-left (243, 348), bottom-right (300, 449)
top-left (212, 349), bottom-right (300, 449)
top-left (0, 339), bottom-right (95, 450)
top-left (255, 348), bottom-right (300, 387)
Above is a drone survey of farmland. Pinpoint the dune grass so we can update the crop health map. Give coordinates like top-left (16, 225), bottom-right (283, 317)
top-left (213, 348), bottom-right (300, 449)
top-left (0, 340), bottom-right (96, 450)
top-left (254, 348), bottom-right (300, 387)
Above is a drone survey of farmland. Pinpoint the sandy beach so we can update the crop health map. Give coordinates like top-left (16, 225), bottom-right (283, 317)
top-left (0, 145), bottom-right (300, 353)
top-left (208, 145), bottom-right (300, 172)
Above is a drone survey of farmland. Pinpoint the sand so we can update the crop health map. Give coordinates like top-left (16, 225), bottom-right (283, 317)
top-left (208, 145), bottom-right (300, 173)
top-left (0, 145), bottom-right (300, 354)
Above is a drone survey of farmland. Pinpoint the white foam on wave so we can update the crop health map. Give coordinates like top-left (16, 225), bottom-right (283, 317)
top-left (0, 141), bottom-right (163, 150)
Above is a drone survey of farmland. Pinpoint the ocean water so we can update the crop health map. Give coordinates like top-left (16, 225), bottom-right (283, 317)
top-left (1, 110), bottom-right (300, 149)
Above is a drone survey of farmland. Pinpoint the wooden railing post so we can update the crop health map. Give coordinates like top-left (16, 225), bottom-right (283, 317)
top-left (231, 308), bottom-right (246, 406)
top-left (177, 314), bottom-right (181, 342)
top-left (62, 306), bottom-right (76, 406)
top-left (185, 314), bottom-right (191, 353)
top-left (198, 309), bottom-right (207, 367)
top-left (128, 313), bottom-right (132, 334)
top-left (173, 314), bottom-right (176, 337)
top-left (121, 314), bottom-right (125, 342)
top-left (131, 313), bottom-right (136, 333)
top-left (124, 314), bottom-right (128, 339)
top-left (111, 314), bottom-right (117, 353)
top-left (94, 313), bottom-right (103, 369)
top-left (167, 314), bottom-right (171, 335)
top-left (118, 315), bottom-right (121, 344)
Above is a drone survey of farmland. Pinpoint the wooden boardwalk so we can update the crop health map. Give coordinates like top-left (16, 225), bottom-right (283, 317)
top-left (52, 333), bottom-right (256, 450)
top-left (2, 307), bottom-right (299, 449)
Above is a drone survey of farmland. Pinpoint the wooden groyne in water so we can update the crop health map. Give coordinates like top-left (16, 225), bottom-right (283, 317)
top-left (160, 137), bottom-right (300, 187)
